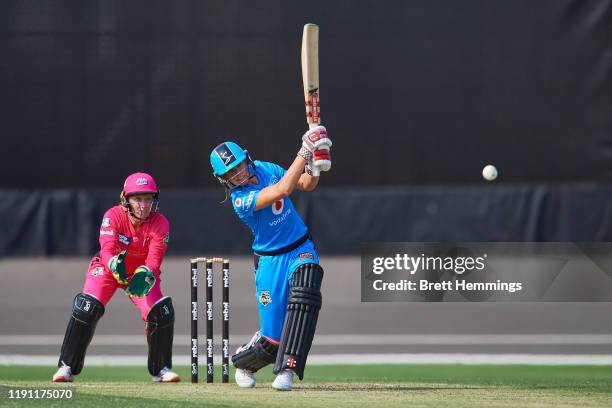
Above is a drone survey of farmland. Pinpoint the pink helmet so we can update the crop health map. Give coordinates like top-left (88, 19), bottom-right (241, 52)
top-left (120, 172), bottom-right (160, 215)
top-left (122, 172), bottom-right (158, 196)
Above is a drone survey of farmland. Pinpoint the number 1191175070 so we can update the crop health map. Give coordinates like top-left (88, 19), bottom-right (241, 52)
top-left (8, 389), bottom-right (73, 399)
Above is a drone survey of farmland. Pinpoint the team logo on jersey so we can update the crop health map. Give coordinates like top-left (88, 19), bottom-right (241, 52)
top-left (259, 291), bottom-right (272, 306)
top-left (271, 198), bottom-right (284, 215)
top-left (101, 217), bottom-right (111, 228)
top-left (91, 266), bottom-right (104, 277)
top-left (118, 234), bottom-right (131, 246)
top-left (136, 177), bottom-right (148, 185)
top-left (234, 197), bottom-right (242, 207)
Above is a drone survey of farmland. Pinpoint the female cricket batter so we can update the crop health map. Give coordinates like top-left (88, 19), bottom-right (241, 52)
top-left (52, 172), bottom-right (180, 383)
top-left (210, 126), bottom-right (331, 390)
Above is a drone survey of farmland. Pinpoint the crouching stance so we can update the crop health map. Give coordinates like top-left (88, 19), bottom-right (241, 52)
top-left (53, 172), bottom-right (179, 383)
top-left (210, 126), bottom-right (331, 390)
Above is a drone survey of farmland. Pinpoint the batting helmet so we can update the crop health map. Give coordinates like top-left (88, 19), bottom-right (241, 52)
top-left (210, 142), bottom-right (248, 176)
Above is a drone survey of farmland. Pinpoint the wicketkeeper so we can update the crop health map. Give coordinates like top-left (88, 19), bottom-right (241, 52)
top-left (52, 172), bottom-right (179, 383)
top-left (210, 126), bottom-right (331, 390)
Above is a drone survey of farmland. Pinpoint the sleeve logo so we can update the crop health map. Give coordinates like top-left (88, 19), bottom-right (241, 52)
top-left (91, 266), bottom-right (104, 277)
top-left (101, 217), bottom-right (111, 228)
top-left (245, 191), bottom-right (255, 208)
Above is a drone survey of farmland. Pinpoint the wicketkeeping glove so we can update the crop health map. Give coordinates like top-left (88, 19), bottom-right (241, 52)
top-left (126, 265), bottom-right (156, 298)
top-left (108, 250), bottom-right (128, 285)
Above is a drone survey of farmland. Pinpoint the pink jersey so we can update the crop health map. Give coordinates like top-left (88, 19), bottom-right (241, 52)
top-left (98, 205), bottom-right (169, 275)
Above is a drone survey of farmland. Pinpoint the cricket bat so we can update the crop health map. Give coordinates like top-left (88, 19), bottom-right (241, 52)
top-left (301, 23), bottom-right (321, 175)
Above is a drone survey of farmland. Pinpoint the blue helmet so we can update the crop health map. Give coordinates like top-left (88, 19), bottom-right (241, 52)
top-left (210, 141), bottom-right (248, 176)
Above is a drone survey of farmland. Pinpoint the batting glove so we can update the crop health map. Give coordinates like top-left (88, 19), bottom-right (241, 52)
top-left (301, 125), bottom-right (331, 153)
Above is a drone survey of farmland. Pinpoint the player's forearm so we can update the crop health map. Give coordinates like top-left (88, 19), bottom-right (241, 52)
top-left (99, 239), bottom-right (118, 268)
top-left (275, 155), bottom-right (308, 196)
top-left (297, 172), bottom-right (319, 191)
top-left (307, 175), bottom-right (319, 190)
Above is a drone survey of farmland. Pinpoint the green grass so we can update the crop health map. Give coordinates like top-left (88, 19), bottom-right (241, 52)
top-left (1, 365), bottom-right (611, 407)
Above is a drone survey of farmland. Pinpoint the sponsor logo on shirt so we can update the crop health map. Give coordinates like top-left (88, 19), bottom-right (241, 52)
top-left (298, 252), bottom-right (314, 261)
top-left (270, 175), bottom-right (278, 184)
top-left (136, 177), bottom-right (148, 185)
top-left (100, 229), bottom-right (114, 236)
top-left (118, 234), bottom-right (131, 246)
top-left (163, 232), bottom-right (170, 245)
top-left (259, 290), bottom-right (272, 306)
top-left (234, 197), bottom-right (242, 207)
top-left (271, 198), bottom-right (284, 215)
top-left (268, 208), bottom-right (291, 227)
top-left (101, 217), bottom-right (111, 228)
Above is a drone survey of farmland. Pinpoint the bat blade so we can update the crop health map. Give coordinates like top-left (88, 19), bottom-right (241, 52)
top-left (301, 23), bottom-right (320, 128)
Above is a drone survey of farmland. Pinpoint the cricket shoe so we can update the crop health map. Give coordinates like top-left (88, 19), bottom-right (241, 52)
top-left (272, 369), bottom-right (294, 391)
top-left (152, 367), bottom-right (181, 383)
top-left (235, 368), bottom-right (256, 388)
top-left (52, 364), bottom-right (74, 382)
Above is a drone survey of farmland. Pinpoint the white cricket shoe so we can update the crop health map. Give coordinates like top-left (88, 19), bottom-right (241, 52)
top-left (52, 364), bottom-right (74, 382)
top-left (152, 366), bottom-right (181, 383)
top-left (235, 368), bottom-right (256, 388)
top-left (272, 369), bottom-right (294, 391)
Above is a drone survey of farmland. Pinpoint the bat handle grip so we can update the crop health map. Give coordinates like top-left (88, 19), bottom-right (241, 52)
top-left (308, 123), bottom-right (323, 177)
top-left (309, 123), bottom-right (322, 177)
